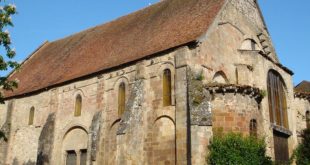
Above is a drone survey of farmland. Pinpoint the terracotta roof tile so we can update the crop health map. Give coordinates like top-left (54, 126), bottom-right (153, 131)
top-left (5, 0), bottom-right (225, 98)
top-left (295, 81), bottom-right (310, 93)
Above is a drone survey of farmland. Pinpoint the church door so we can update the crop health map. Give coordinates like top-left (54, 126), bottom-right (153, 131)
top-left (273, 131), bottom-right (289, 164)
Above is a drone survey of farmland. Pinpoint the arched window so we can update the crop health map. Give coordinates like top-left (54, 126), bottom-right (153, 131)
top-left (74, 94), bottom-right (82, 117)
top-left (306, 111), bottom-right (310, 129)
top-left (213, 71), bottom-right (228, 84)
top-left (250, 119), bottom-right (257, 137)
top-left (28, 106), bottom-right (35, 125)
top-left (240, 39), bottom-right (258, 51)
top-left (118, 82), bottom-right (126, 117)
top-left (63, 127), bottom-right (88, 165)
top-left (163, 69), bottom-right (172, 106)
top-left (267, 70), bottom-right (288, 128)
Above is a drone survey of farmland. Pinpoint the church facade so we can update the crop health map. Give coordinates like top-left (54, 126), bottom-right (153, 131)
top-left (0, 0), bottom-right (310, 164)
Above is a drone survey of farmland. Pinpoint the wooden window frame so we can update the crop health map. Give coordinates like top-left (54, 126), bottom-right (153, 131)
top-left (28, 107), bottom-right (35, 125)
top-left (80, 149), bottom-right (87, 165)
top-left (163, 69), bottom-right (172, 107)
top-left (118, 82), bottom-right (126, 117)
top-left (267, 70), bottom-right (288, 129)
top-left (74, 94), bottom-right (82, 117)
top-left (66, 150), bottom-right (77, 165)
top-left (249, 119), bottom-right (257, 137)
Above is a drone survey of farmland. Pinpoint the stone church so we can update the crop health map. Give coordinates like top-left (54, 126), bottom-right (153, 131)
top-left (0, 0), bottom-right (309, 164)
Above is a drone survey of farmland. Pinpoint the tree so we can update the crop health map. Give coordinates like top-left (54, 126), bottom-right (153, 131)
top-left (291, 128), bottom-right (310, 165)
top-left (0, 0), bottom-right (18, 103)
top-left (0, 0), bottom-right (18, 141)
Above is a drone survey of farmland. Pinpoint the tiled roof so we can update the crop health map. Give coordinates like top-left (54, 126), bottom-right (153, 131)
top-left (5, 0), bottom-right (225, 98)
top-left (295, 81), bottom-right (310, 93)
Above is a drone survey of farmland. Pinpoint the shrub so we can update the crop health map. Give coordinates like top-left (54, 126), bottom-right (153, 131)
top-left (291, 128), bottom-right (310, 165)
top-left (194, 70), bottom-right (204, 81)
top-left (207, 133), bottom-right (272, 165)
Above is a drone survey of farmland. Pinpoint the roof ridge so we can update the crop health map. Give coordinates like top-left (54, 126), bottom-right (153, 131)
top-left (295, 80), bottom-right (310, 87)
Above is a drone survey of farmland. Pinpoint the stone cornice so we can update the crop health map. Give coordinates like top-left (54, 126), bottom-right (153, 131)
top-left (271, 123), bottom-right (292, 136)
top-left (205, 83), bottom-right (264, 102)
top-left (294, 92), bottom-right (310, 102)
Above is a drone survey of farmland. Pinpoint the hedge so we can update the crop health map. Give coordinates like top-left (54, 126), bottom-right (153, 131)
top-left (207, 133), bottom-right (272, 165)
top-left (291, 128), bottom-right (310, 165)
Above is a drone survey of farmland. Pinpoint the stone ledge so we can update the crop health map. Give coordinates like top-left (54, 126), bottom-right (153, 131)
top-left (271, 123), bottom-right (292, 136)
top-left (258, 51), bottom-right (294, 75)
top-left (205, 83), bottom-right (264, 102)
top-left (238, 49), bottom-right (261, 54)
top-left (294, 92), bottom-right (310, 102)
top-left (237, 49), bottom-right (294, 75)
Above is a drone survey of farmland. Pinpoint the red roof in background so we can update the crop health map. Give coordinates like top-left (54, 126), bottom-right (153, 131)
top-left (5, 0), bottom-right (225, 98)
top-left (295, 81), bottom-right (310, 93)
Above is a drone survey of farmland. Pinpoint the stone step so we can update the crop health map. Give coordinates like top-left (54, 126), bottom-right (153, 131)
top-left (257, 33), bottom-right (267, 41)
top-left (265, 51), bottom-right (271, 55)
top-left (260, 39), bottom-right (266, 43)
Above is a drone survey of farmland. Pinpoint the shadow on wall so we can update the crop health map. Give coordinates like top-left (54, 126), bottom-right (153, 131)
top-left (36, 152), bottom-right (49, 165)
top-left (0, 139), bottom-right (8, 165)
top-left (12, 158), bottom-right (35, 165)
top-left (36, 113), bottom-right (56, 165)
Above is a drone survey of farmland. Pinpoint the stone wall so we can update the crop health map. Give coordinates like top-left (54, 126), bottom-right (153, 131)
top-left (0, 47), bottom-right (180, 165)
top-left (294, 97), bottom-right (310, 140)
top-left (36, 113), bottom-right (56, 165)
top-left (191, 0), bottom-right (297, 160)
top-left (5, 91), bottom-right (50, 165)
top-left (93, 52), bottom-right (178, 165)
top-left (211, 93), bottom-right (261, 135)
top-left (51, 77), bottom-right (99, 165)
top-left (0, 101), bottom-right (12, 165)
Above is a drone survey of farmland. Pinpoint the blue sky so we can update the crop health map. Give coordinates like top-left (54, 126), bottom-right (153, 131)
top-left (6, 0), bottom-right (310, 85)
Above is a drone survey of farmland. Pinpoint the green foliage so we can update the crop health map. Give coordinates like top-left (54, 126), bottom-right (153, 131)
top-left (291, 128), bottom-right (310, 165)
top-left (195, 70), bottom-right (204, 81)
top-left (260, 90), bottom-right (267, 98)
top-left (207, 133), bottom-right (272, 165)
top-left (0, 1), bottom-right (19, 103)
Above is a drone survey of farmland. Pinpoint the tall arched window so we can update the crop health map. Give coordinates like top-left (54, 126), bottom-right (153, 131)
top-left (163, 69), bottom-right (172, 106)
top-left (28, 106), bottom-right (35, 125)
top-left (249, 119), bottom-right (257, 137)
top-left (74, 94), bottom-right (82, 117)
top-left (267, 70), bottom-right (288, 128)
top-left (306, 111), bottom-right (310, 129)
top-left (118, 82), bottom-right (126, 117)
